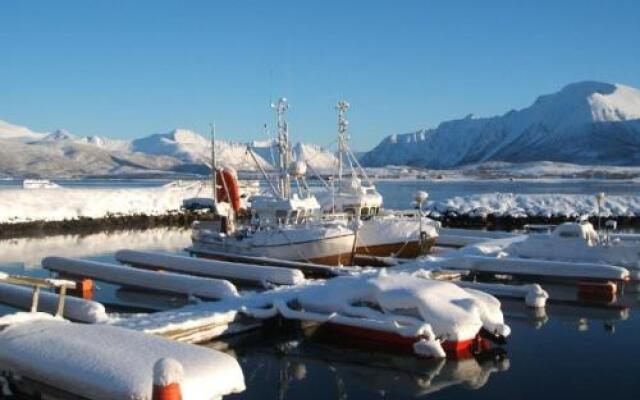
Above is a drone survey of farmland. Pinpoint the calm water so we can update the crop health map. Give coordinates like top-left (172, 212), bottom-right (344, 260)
top-left (1, 180), bottom-right (640, 399)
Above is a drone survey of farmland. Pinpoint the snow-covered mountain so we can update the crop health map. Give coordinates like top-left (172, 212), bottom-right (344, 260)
top-left (0, 119), bottom-right (45, 142)
top-left (0, 122), bottom-right (270, 178)
top-left (250, 140), bottom-right (337, 172)
top-left (361, 81), bottom-right (640, 168)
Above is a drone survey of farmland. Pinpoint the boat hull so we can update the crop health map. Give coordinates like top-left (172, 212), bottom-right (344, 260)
top-left (354, 216), bottom-right (438, 258)
top-left (191, 232), bottom-right (356, 266)
top-left (322, 322), bottom-right (490, 359)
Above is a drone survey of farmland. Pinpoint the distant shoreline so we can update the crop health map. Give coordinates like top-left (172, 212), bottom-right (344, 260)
top-left (2, 211), bottom-right (638, 240)
top-left (0, 212), bottom-right (206, 240)
top-left (430, 214), bottom-right (640, 231)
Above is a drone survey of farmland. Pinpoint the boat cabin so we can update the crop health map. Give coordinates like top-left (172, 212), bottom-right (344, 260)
top-left (551, 221), bottom-right (599, 245)
top-left (249, 194), bottom-right (323, 228)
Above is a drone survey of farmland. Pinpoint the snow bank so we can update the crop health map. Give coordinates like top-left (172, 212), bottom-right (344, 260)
top-left (0, 313), bottom-right (245, 400)
top-left (0, 184), bottom-right (202, 224)
top-left (426, 193), bottom-right (640, 218)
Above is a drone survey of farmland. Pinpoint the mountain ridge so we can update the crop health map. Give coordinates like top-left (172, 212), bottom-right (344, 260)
top-left (360, 81), bottom-right (640, 168)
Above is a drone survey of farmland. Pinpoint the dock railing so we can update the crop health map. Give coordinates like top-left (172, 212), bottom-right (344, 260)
top-left (0, 273), bottom-right (76, 317)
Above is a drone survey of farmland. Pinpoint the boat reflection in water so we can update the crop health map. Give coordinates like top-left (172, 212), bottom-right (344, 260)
top-left (216, 331), bottom-right (509, 400)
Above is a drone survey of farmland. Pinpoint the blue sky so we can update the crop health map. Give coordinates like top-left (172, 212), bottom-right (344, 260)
top-left (1, 0), bottom-right (639, 149)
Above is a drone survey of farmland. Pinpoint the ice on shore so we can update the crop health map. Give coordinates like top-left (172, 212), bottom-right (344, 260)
top-left (426, 193), bottom-right (640, 218)
top-left (0, 182), bottom-right (203, 224)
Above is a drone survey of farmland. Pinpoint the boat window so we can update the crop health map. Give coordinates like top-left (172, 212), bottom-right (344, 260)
top-left (344, 207), bottom-right (356, 215)
top-left (289, 210), bottom-right (299, 224)
top-left (275, 210), bottom-right (288, 224)
top-left (558, 231), bottom-right (579, 238)
top-left (361, 207), bottom-right (369, 216)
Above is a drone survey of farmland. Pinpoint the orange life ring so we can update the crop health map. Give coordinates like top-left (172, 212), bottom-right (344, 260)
top-left (216, 168), bottom-right (241, 213)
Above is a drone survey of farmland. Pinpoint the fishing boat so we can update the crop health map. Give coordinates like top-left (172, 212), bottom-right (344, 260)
top-left (188, 98), bottom-right (356, 265)
top-left (313, 101), bottom-right (439, 258)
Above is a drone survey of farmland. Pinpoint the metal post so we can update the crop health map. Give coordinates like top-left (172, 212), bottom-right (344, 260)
top-left (210, 122), bottom-right (217, 203)
top-left (30, 285), bottom-right (41, 313)
top-left (55, 285), bottom-right (67, 318)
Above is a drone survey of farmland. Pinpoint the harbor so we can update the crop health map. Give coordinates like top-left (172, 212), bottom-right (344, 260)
top-left (2, 2), bottom-right (640, 398)
top-left (2, 100), bottom-right (640, 399)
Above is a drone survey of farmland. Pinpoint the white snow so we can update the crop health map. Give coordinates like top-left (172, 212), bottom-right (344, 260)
top-left (114, 271), bottom-right (510, 358)
top-left (293, 272), bottom-right (510, 342)
top-left (0, 183), bottom-right (202, 223)
top-left (0, 313), bottom-right (245, 400)
top-left (153, 357), bottom-right (184, 386)
top-left (426, 193), bottom-right (640, 218)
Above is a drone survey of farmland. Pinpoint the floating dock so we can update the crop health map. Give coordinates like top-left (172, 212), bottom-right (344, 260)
top-left (0, 312), bottom-right (245, 400)
top-left (116, 249), bottom-right (306, 287)
top-left (42, 256), bottom-right (239, 300)
top-left (443, 255), bottom-right (629, 282)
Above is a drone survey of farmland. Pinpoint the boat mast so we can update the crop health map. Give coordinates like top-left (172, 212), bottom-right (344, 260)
top-left (210, 122), bottom-right (217, 203)
top-left (336, 100), bottom-right (350, 182)
top-left (272, 98), bottom-right (290, 199)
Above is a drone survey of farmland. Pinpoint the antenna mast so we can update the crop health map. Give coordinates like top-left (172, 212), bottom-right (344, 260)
top-left (210, 122), bottom-right (217, 203)
top-left (271, 98), bottom-right (290, 199)
top-left (336, 100), bottom-right (350, 182)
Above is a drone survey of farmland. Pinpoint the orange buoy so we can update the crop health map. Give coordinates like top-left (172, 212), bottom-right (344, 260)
top-left (59, 277), bottom-right (94, 300)
top-left (152, 358), bottom-right (183, 400)
top-left (216, 167), bottom-right (241, 213)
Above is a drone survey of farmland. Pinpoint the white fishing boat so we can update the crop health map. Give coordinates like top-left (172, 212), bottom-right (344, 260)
top-left (313, 101), bottom-right (439, 258)
top-left (189, 98), bottom-right (356, 265)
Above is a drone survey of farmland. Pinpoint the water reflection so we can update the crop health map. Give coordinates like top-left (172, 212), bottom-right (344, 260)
top-left (221, 335), bottom-right (509, 400)
top-left (0, 227), bottom-right (191, 270)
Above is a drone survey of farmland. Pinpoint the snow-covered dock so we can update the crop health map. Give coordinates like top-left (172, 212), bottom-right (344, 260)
top-left (42, 257), bottom-right (239, 300)
top-left (0, 313), bottom-right (245, 400)
top-left (116, 249), bottom-right (306, 287)
top-left (443, 255), bottom-right (630, 282)
top-left (0, 281), bottom-right (108, 323)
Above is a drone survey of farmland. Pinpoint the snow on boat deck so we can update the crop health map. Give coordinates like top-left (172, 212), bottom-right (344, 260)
top-left (113, 271), bottom-right (511, 358)
top-left (0, 313), bottom-right (245, 400)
